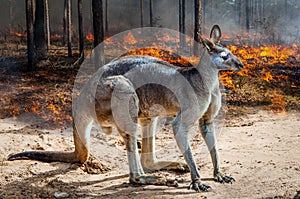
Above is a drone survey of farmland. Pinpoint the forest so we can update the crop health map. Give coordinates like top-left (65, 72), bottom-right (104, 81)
top-left (0, 1), bottom-right (299, 198)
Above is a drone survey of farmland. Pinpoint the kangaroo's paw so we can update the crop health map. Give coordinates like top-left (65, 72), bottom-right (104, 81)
top-left (142, 161), bottom-right (189, 173)
top-left (163, 161), bottom-right (190, 172)
top-left (130, 175), bottom-right (179, 187)
top-left (214, 172), bottom-right (235, 184)
top-left (188, 179), bottom-right (211, 192)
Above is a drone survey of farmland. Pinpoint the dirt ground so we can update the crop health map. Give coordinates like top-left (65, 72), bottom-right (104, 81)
top-left (0, 109), bottom-right (299, 199)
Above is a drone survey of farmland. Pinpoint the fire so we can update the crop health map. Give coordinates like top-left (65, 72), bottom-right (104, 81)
top-left (225, 44), bottom-right (300, 86)
top-left (51, 33), bottom-right (63, 40)
top-left (10, 30), bottom-right (26, 37)
top-left (261, 70), bottom-right (273, 82)
top-left (86, 33), bottom-right (94, 42)
top-left (47, 103), bottom-right (60, 115)
top-left (219, 71), bottom-right (235, 90)
top-left (123, 32), bottom-right (137, 45)
top-left (269, 89), bottom-right (286, 115)
top-left (124, 48), bottom-right (199, 67)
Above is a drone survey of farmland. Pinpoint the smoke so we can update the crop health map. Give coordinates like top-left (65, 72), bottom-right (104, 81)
top-left (0, 0), bottom-right (299, 45)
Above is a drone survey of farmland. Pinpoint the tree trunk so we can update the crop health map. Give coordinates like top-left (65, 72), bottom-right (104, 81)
top-left (237, 0), bottom-right (242, 29)
top-left (45, 0), bottom-right (50, 49)
top-left (179, 0), bottom-right (185, 45)
top-left (105, 0), bottom-right (108, 33)
top-left (26, 0), bottom-right (35, 71)
top-left (34, 0), bottom-right (47, 60)
top-left (92, 0), bottom-right (104, 67)
top-left (140, 0), bottom-right (144, 27)
top-left (149, 0), bottom-right (153, 26)
top-left (78, 0), bottom-right (84, 57)
top-left (67, 0), bottom-right (72, 57)
top-left (63, 0), bottom-right (67, 46)
top-left (9, 0), bottom-right (13, 32)
top-left (201, 0), bottom-right (207, 27)
top-left (245, 0), bottom-right (250, 32)
top-left (194, 0), bottom-right (202, 43)
top-left (179, 0), bottom-right (185, 34)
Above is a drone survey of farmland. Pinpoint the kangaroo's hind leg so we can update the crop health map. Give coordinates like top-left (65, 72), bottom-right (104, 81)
top-left (140, 117), bottom-right (189, 172)
top-left (199, 118), bottom-right (235, 183)
top-left (118, 126), bottom-right (178, 187)
top-left (172, 114), bottom-right (211, 192)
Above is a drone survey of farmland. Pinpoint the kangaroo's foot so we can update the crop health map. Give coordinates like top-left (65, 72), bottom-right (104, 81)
top-left (161, 161), bottom-right (190, 172)
top-left (213, 172), bottom-right (235, 183)
top-left (142, 160), bottom-right (189, 173)
top-left (130, 175), bottom-right (178, 187)
top-left (188, 179), bottom-right (211, 192)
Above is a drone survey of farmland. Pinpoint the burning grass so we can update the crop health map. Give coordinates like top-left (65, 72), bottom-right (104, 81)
top-left (0, 54), bottom-right (77, 128)
top-left (0, 39), bottom-right (299, 128)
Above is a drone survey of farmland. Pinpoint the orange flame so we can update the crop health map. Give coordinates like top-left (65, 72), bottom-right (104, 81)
top-left (86, 33), bottom-right (94, 42)
top-left (269, 89), bottom-right (286, 115)
top-left (10, 31), bottom-right (26, 37)
top-left (261, 70), bottom-right (273, 82)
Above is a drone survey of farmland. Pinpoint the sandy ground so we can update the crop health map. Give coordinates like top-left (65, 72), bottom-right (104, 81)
top-left (0, 110), bottom-right (299, 199)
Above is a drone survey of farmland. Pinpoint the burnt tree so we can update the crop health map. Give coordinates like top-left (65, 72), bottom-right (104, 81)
top-left (92, 0), bottom-right (104, 67)
top-left (179, 0), bottom-right (185, 34)
top-left (45, 0), bottom-right (50, 49)
top-left (140, 0), bottom-right (144, 27)
top-left (78, 0), bottom-right (84, 57)
top-left (67, 0), bottom-right (72, 57)
top-left (105, 0), bottom-right (108, 33)
top-left (245, 0), bottom-right (250, 31)
top-left (149, 0), bottom-right (153, 26)
top-left (25, 0), bottom-right (35, 71)
top-left (179, 0), bottom-right (185, 44)
top-left (34, 0), bottom-right (47, 59)
top-left (63, 0), bottom-right (67, 45)
top-left (194, 0), bottom-right (202, 43)
top-left (9, 0), bottom-right (14, 32)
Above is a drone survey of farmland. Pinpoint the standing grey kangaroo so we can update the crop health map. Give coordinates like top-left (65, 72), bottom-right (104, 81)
top-left (8, 25), bottom-right (244, 192)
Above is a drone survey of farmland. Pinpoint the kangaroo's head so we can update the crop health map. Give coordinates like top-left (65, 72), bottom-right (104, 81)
top-left (200, 25), bottom-right (244, 71)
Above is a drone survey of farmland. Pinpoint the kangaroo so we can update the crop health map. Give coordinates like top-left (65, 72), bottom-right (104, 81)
top-left (8, 25), bottom-right (243, 192)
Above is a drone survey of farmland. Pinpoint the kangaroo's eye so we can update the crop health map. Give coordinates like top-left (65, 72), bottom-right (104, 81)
top-left (220, 52), bottom-right (229, 60)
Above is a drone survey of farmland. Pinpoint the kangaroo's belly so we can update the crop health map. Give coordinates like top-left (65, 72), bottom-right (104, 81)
top-left (136, 84), bottom-right (180, 118)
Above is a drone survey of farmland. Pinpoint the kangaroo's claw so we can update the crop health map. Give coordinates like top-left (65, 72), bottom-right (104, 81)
top-left (130, 175), bottom-right (178, 187)
top-left (188, 180), bottom-right (211, 192)
top-left (214, 172), bottom-right (235, 184)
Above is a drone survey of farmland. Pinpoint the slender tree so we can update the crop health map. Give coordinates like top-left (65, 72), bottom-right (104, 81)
top-left (25, 0), bottom-right (35, 70)
top-left (140, 0), bottom-right (144, 27)
top-left (179, 0), bottom-right (185, 45)
top-left (34, 0), bottom-right (47, 60)
top-left (92, 0), bottom-right (104, 67)
top-left (194, 0), bottom-right (202, 43)
top-left (9, 0), bottom-right (13, 32)
top-left (78, 0), bottom-right (84, 57)
top-left (245, 0), bottom-right (250, 32)
top-left (105, 0), bottom-right (108, 33)
top-left (45, 0), bottom-right (50, 49)
top-left (67, 0), bottom-right (72, 57)
top-left (63, 0), bottom-right (67, 45)
top-left (149, 0), bottom-right (153, 26)
top-left (179, 0), bottom-right (185, 34)
top-left (92, 0), bottom-right (104, 47)
top-left (236, 0), bottom-right (242, 29)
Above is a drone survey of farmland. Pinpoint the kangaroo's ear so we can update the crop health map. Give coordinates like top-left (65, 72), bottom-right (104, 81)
top-left (200, 36), bottom-right (215, 52)
top-left (210, 25), bottom-right (221, 44)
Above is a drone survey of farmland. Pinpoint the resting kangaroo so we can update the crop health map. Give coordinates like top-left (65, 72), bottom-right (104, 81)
top-left (8, 25), bottom-right (243, 192)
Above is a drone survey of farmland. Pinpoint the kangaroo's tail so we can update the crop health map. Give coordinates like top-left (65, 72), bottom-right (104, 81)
top-left (8, 151), bottom-right (82, 163)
